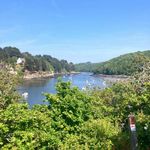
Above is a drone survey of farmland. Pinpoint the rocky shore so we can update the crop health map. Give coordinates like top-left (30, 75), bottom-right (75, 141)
top-left (96, 74), bottom-right (129, 83)
top-left (23, 71), bottom-right (79, 80)
top-left (24, 71), bottom-right (54, 79)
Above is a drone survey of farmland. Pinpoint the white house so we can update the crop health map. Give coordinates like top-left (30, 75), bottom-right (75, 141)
top-left (17, 58), bottom-right (25, 64)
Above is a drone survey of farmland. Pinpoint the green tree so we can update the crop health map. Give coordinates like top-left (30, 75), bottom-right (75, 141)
top-left (45, 81), bottom-right (92, 135)
top-left (0, 67), bottom-right (21, 109)
top-left (0, 104), bottom-right (59, 149)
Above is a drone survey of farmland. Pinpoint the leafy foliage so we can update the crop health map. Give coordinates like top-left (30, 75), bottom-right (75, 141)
top-left (0, 104), bottom-right (59, 149)
top-left (45, 81), bottom-right (92, 133)
top-left (0, 68), bottom-right (21, 109)
top-left (0, 63), bottom-right (150, 149)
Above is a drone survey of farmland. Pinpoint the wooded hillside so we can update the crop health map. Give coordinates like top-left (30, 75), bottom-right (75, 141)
top-left (0, 46), bottom-right (75, 73)
top-left (75, 50), bottom-right (150, 75)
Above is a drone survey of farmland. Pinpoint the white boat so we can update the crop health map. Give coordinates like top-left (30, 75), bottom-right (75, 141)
top-left (22, 92), bottom-right (28, 99)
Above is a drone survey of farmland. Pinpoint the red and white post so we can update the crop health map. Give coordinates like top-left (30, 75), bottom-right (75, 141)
top-left (129, 114), bottom-right (138, 150)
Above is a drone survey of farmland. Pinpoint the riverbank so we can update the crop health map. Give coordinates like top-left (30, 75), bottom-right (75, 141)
top-left (95, 74), bottom-right (129, 83)
top-left (23, 71), bottom-right (80, 80)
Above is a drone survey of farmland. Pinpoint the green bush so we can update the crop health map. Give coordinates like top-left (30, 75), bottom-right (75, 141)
top-left (0, 63), bottom-right (150, 149)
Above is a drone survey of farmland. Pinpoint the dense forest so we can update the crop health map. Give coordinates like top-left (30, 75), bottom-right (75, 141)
top-left (75, 50), bottom-right (150, 75)
top-left (0, 46), bottom-right (75, 73)
top-left (0, 62), bottom-right (150, 149)
top-left (75, 62), bottom-right (99, 72)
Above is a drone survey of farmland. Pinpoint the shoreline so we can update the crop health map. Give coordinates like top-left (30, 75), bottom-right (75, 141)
top-left (23, 71), bottom-right (80, 80)
top-left (23, 71), bottom-right (129, 83)
top-left (94, 74), bottom-right (129, 83)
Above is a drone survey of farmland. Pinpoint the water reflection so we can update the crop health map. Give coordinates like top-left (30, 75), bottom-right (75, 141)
top-left (20, 77), bottom-right (51, 87)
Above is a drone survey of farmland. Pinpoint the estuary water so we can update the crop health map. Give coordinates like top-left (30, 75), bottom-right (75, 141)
top-left (18, 72), bottom-right (106, 106)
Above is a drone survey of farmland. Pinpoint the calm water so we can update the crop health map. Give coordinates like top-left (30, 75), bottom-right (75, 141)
top-left (18, 72), bottom-right (106, 106)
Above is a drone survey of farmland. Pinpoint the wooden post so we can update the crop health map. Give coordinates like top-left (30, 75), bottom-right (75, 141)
top-left (129, 114), bottom-right (138, 150)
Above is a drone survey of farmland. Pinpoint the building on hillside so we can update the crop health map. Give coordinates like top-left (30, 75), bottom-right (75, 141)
top-left (17, 58), bottom-right (25, 65)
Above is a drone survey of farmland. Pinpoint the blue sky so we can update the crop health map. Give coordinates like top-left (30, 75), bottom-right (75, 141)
top-left (0, 0), bottom-right (150, 63)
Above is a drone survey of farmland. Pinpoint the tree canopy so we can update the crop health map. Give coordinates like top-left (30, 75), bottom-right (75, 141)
top-left (0, 46), bottom-right (75, 73)
top-left (75, 50), bottom-right (150, 75)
